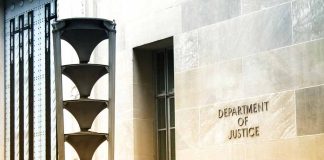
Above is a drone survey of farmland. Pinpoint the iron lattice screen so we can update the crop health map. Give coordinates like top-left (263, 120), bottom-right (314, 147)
top-left (4, 1), bottom-right (57, 159)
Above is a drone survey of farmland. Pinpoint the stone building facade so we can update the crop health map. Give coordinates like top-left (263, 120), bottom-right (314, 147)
top-left (1, 0), bottom-right (324, 159)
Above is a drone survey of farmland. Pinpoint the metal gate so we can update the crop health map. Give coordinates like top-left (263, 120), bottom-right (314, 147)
top-left (4, 0), bottom-right (57, 159)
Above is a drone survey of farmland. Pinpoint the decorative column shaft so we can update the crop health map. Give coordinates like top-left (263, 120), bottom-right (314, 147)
top-left (52, 18), bottom-right (116, 160)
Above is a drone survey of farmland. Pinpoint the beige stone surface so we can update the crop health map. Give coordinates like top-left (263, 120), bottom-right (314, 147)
top-left (300, 39), bottom-right (324, 87)
top-left (199, 91), bottom-right (296, 146)
top-left (296, 85), bottom-right (324, 135)
top-left (175, 59), bottom-right (243, 109)
top-left (315, 134), bottom-right (324, 159)
top-left (175, 108), bottom-right (200, 150)
top-left (125, 5), bottom-right (182, 48)
top-left (114, 119), bottom-right (134, 160)
top-left (181, 0), bottom-right (241, 32)
top-left (197, 3), bottom-right (292, 66)
top-left (64, 142), bottom-right (79, 160)
top-left (132, 51), bottom-right (156, 160)
top-left (93, 141), bottom-right (109, 159)
top-left (134, 119), bottom-right (155, 160)
top-left (242, 0), bottom-right (292, 14)
top-left (243, 38), bottom-right (324, 97)
top-left (115, 50), bottom-right (133, 119)
top-left (292, 0), bottom-right (324, 43)
top-left (175, 38), bottom-right (324, 110)
top-left (176, 149), bottom-right (200, 160)
top-left (91, 108), bottom-right (109, 133)
top-left (119, 0), bottom-right (175, 23)
top-left (174, 30), bottom-right (199, 73)
top-left (115, 84), bottom-right (133, 118)
top-left (193, 133), bottom-right (324, 160)
top-left (199, 144), bottom-right (243, 160)
top-left (133, 84), bottom-right (155, 119)
top-left (133, 51), bottom-right (155, 119)
top-left (242, 45), bottom-right (302, 97)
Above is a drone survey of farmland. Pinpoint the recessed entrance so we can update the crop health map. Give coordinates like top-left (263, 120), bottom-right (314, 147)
top-left (133, 37), bottom-right (175, 160)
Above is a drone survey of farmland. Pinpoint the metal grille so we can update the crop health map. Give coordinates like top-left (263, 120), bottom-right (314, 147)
top-left (27, 11), bottom-right (34, 160)
top-left (155, 49), bottom-right (175, 160)
top-left (4, 15), bottom-right (10, 160)
top-left (4, 1), bottom-right (57, 159)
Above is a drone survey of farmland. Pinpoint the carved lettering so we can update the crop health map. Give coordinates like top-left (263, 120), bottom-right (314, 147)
top-left (217, 101), bottom-right (269, 140)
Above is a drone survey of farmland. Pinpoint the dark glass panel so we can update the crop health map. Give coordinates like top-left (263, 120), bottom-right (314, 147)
top-left (167, 50), bottom-right (174, 93)
top-left (157, 98), bottom-right (166, 129)
top-left (171, 129), bottom-right (176, 160)
top-left (169, 98), bottom-right (175, 128)
top-left (156, 52), bottom-right (165, 94)
top-left (158, 131), bottom-right (167, 160)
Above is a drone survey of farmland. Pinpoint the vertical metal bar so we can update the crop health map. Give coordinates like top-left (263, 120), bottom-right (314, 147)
top-left (54, 0), bottom-right (58, 21)
top-left (167, 49), bottom-right (175, 160)
top-left (18, 15), bottom-right (24, 160)
top-left (9, 18), bottom-right (15, 160)
top-left (155, 49), bottom-right (175, 160)
top-left (153, 53), bottom-right (159, 160)
top-left (164, 50), bottom-right (170, 160)
top-left (51, 2), bottom-right (58, 159)
top-left (53, 26), bottom-right (65, 160)
top-left (28, 11), bottom-right (34, 160)
top-left (45, 3), bottom-right (51, 160)
top-left (168, 49), bottom-right (175, 160)
top-left (108, 29), bottom-right (116, 160)
top-left (155, 51), bottom-right (167, 160)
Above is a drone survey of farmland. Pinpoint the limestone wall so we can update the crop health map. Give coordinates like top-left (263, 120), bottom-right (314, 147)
top-left (57, 0), bottom-right (324, 159)
top-left (174, 0), bottom-right (324, 159)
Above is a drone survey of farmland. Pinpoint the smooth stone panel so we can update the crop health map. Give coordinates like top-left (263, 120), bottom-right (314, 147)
top-left (134, 119), bottom-right (155, 159)
top-left (175, 108), bottom-right (200, 150)
top-left (120, 0), bottom-right (174, 22)
top-left (243, 38), bottom-right (324, 97)
top-left (126, 6), bottom-right (182, 48)
top-left (116, 50), bottom-right (133, 84)
top-left (242, 45), bottom-right (302, 97)
top-left (181, 0), bottom-right (241, 32)
top-left (199, 91), bottom-right (296, 147)
top-left (115, 50), bottom-right (133, 119)
top-left (198, 144), bottom-right (236, 160)
top-left (176, 35), bottom-right (324, 111)
top-left (296, 85), bottom-right (324, 135)
top-left (300, 39), bottom-right (324, 87)
top-left (242, 0), bottom-right (292, 14)
top-left (176, 149), bottom-right (200, 160)
top-left (133, 51), bottom-right (155, 119)
top-left (175, 59), bottom-right (243, 109)
top-left (198, 3), bottom-right (292, 66)
top-left (133, 84), bottom-right (155, 119)
top-left (114, 118), bottom-right (134, 160)
top-left (198, 133), bottom-right (324, 160)
top-left (174, 30), bottom-right (199, 73)
top-left (134, 155), bottom-right (155, 160)
top-left (292, 0), bottom-right (324, 43)
top-left (244, 134), bottom-right (315, 160)
top-left (115, 84), bottom-right (133, 119)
